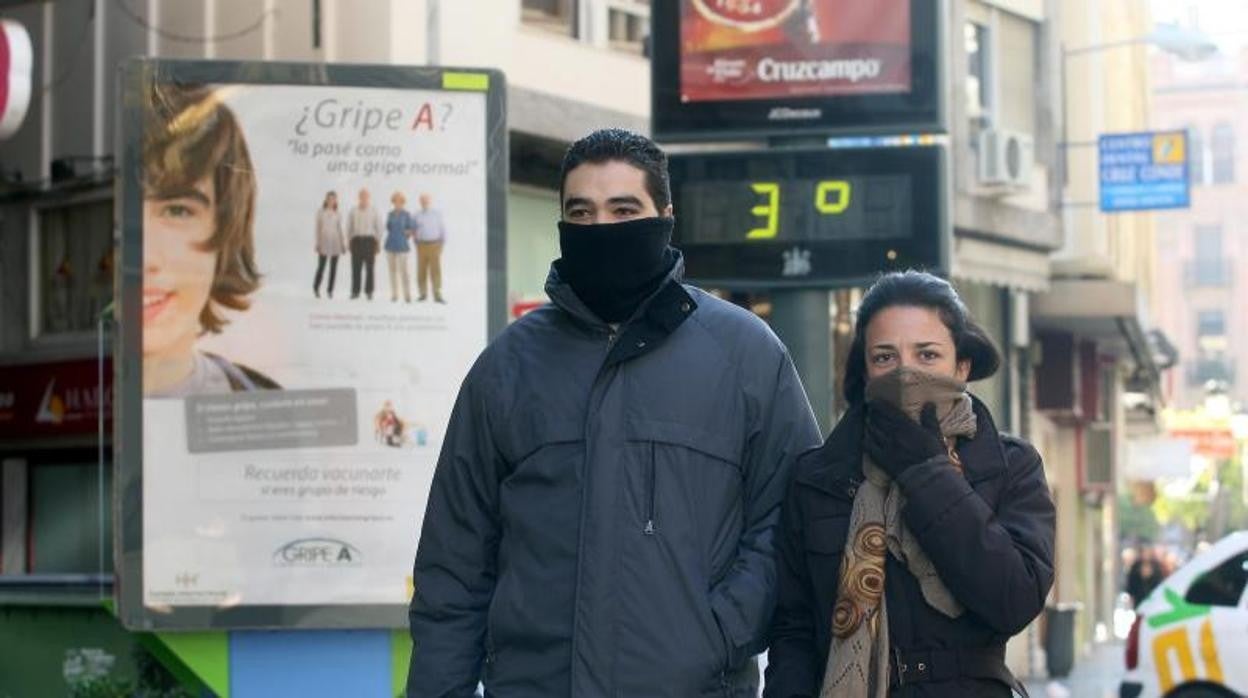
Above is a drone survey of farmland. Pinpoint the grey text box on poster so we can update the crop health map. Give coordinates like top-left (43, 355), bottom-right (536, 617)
top-left (185, 388), bottom-right (358, 453)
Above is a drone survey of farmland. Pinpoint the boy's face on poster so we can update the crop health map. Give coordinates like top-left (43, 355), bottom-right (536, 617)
top-left (142, 174), bottom-right (219, 361)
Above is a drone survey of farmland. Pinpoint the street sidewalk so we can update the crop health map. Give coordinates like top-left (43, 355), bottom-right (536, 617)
top-left (1023, 642), bottom-right (1124, 698)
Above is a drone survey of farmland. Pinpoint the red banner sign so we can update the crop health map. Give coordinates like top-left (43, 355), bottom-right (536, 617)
top-left (0, 358), bottom-right (113, 439)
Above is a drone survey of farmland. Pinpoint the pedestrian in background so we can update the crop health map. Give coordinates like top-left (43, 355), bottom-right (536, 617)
top-left (767, 271), bottom-right (1056, 697)
top-left (1126, 541), bottom-right (1166, 608)
top-left (407, 128), bottom-right (821, 697)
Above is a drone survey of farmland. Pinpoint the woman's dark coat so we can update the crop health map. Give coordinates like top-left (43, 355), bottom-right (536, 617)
top-left (765, 398), bottom-right (1056, 697)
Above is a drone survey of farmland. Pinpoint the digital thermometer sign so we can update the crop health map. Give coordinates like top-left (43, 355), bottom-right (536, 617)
top-left (670, 146), bottom-right (947, 287)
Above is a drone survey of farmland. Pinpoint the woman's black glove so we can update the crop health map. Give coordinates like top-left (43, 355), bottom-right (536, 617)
top-left (863, 401), bottom-right (945, 479)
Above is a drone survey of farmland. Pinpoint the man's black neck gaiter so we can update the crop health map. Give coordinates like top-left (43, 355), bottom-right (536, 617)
top-left (555, 217), bottom-right (676, 324)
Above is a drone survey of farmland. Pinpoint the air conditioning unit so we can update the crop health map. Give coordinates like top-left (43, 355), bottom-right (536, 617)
top-left (977, 128), bottom-right (1034, 189)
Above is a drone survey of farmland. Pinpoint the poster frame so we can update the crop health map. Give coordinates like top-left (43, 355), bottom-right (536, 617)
top-left (114, 58), bottom-right (508, 631)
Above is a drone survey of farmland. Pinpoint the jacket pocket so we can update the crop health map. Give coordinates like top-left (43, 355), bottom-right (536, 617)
top-left (804, 514), bottom-right (852, 601)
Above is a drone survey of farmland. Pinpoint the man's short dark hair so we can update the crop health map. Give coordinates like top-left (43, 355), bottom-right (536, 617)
top-left (559, 128), bottom-right (671, 212)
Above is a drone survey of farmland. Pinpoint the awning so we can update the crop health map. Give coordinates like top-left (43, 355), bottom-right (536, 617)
top-left (950, 236), bottom-right (1051, 292)
top-left (1032, 277), bottom-right (1163, 396)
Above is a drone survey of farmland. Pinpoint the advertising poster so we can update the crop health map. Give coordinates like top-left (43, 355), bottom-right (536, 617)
top-left (680, 0), bottom-right (912, 103)
top-left (116, 61), bottom-right (506, 629)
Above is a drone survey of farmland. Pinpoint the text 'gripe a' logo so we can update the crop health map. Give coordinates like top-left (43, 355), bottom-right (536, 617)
top-left (273, 538), bottom-right (362, 567)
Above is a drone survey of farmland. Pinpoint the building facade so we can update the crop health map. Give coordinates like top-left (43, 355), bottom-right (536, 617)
top-left (1151, 47), bottom-right (1248, 410)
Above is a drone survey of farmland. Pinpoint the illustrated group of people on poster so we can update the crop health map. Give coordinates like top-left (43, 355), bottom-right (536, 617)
top-left (313, 188), bottom-right (449, 304)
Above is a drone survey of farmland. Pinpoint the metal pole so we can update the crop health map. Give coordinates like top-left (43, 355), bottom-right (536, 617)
top-left (770, 289), bottom-right (833, 433)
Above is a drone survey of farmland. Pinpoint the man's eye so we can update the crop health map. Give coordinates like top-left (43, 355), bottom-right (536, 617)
top-left (920, 351), bottom-right (940, 361)
top-left (871, 353), bottom-right (894, 364)
top-left (614, 207), bottom-right (640, 218)
top-left (567, 209), bottom-right (589, 220)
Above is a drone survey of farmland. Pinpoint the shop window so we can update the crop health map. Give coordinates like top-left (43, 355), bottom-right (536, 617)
top-left (1212, 122), bottom-right (1235, 184)
top-left (29, 461), bottom-right (113, 574)
top-left (522, 0), bottom-right (577, 37)
top-left (608, 0), bottom-right (649, 55)
top-left (1185, 551), bottom-right (1248, 607)
top-left (34, 198), bottom-right (114, 338)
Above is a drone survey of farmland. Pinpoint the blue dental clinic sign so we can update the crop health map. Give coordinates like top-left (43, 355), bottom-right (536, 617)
top-left (1098, 130), bottom-right (1190, 212)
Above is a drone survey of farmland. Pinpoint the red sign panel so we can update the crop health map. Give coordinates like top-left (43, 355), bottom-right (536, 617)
top-left (1170, 428), bottom-right (1236, 460)
top-left (0, 359), bottom-right (113, 439)
top-left (680, 0), bottom-right (911, 103)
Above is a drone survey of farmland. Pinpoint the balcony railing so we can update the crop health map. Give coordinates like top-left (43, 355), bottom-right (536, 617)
top-left (1184, 259), bottom-right (1234, 288)
top-left (1186, 358), bottom-right (1236, 387)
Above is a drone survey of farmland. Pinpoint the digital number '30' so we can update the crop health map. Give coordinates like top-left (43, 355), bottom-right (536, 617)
top-left (746, 180), bottom-right (852, 240)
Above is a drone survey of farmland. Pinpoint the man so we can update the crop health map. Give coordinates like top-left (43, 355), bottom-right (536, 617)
top-left (348, 188), bottom-right (383, 300)
top-left (408, 129), bottom-right (821, 697)
top-left (411, 193), bottom-right (447, 303)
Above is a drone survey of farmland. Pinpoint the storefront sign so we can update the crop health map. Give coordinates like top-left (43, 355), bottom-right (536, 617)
top-left (1099, 131), bottom-right (1190, 212)
top-left (0, 359), bottom-right (112, 440)
top-left (0, 19), bottom-right (33, 140)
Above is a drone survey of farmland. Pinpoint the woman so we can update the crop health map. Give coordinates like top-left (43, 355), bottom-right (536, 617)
top-left (766, 271), bottom-right (1055, 697)
top-left (385, 191), bottom-right (415, 302)
top-left (142, 82), bottom-right (280, 397)
top-left (314, 191), bottom-right (346, 298)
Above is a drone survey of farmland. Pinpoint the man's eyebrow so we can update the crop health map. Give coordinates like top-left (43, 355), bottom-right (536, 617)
top-left (563, 196), bottom-right (593, 211)
top-left (148, 187), bottom-right (212, 207)
top-left (606, 195), bottom-right (644, 208)
top-left (869, 342), bottom-right (898, 351)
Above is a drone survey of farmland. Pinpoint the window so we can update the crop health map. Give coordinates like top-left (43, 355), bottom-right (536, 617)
top-left (1212, 122), bottom-right (1235, 184)
top-left (608, 0), bottom-right (649, 55)
top-left (1195, 225), bottom-right (1222, 261)
top-left (29, 460), bottom-right (113, 574)
top-left (1185, 551), bottom-right (1248, 607)
top-left (34, 198), bottom-right (114, 338)
top-left (1196, 310), bottom-right (1228, 353)
top-left (1197, 310), bottom-right (1225, 338)
top-left (1186, 226), bottom-right (1230, 288)
top-left (522, 0), bottom-right (576, 37)
top-left (1187, 125), bottom-right (1205, 185)
top-left (965, 22), bottom-right (992, 126)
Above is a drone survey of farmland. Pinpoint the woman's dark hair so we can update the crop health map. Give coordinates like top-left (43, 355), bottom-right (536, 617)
top-left (843, 270), bottom-right (1001, 405)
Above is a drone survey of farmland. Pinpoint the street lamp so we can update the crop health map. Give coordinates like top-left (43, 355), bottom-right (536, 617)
top-left (1059, 24), bottom-right (1219, 192)
top-left (1064, 23), bottom-right (1219, 60)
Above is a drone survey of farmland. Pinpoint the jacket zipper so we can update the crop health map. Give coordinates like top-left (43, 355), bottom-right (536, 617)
top-left (644, 442), bottom-right (657, 535)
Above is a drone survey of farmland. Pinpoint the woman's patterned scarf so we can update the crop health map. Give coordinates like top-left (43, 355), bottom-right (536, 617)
top-left (820, 367), bottom-right (978, 697)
